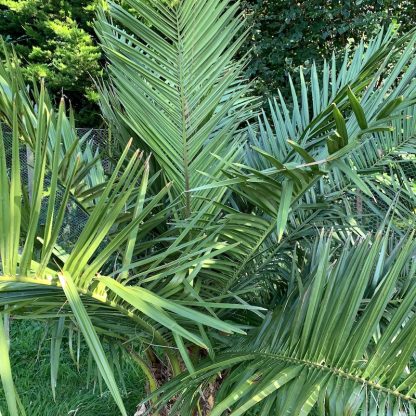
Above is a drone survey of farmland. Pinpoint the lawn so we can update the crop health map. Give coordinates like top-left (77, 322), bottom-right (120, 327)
top-left (0, 321), bottom-right (144, 416)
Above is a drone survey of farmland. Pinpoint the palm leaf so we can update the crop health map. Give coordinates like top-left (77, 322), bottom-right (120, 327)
top-left (0, 99), bottom-right (253, 414)
top-left (149, 232), bottom-right (416, 415)
top-left (0, 42), bottom-right (108, 204)
top-left (207, 27), bottom-right (416, 299)
top-left (96, 0), bottom-right (256, 216)
top-left (244, 26), bottom-right (416, 237)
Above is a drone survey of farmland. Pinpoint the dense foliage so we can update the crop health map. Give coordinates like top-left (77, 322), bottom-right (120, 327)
top-left (0, 0), bottom-right (102, 125)
top-left (239, 1), bottom-right (416, 98)
top-left (2, 0), bottom-right (416, 125)
top-left (0, 0), bottom-right (415, 415)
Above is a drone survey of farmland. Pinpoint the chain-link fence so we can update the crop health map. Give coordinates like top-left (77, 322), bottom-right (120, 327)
top-left (71, 127), bottom-right (116, 174)
top-left (1, 124), bottom-right (110, 253)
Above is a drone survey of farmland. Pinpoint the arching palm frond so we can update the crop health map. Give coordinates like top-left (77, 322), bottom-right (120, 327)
top-left (149, 232), bottom-right (416, 415)
top-left (244, 26), bottom-right (416, 238)
top-left (209, 28), bottom-right (416, 299)
top-left (0, 96), bottom-right (253, 415)
top-left (95, 0), bottom-right (256, 216)
top-left (0, 43), bottom-right (110, 204)
top-left (246, 26), bottom-right (416, 167)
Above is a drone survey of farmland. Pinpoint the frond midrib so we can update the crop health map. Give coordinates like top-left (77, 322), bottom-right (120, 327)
top-left (174, 4), bottom-right (192, 217)
top-left (248, 350), bottom-right (416, 404)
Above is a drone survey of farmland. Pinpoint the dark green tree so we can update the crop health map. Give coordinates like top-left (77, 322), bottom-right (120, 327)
top-left (0, 0), bottom-right (102, 126)
top-left (241, 0), bottom-right (416, 98)
top-left (1, 1), bottom-right (415, 125)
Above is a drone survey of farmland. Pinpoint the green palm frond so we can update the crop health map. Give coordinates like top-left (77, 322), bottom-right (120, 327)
top-left (244, 26), bottom-right (416, 238)
top-left (95, 0), bottom-right (256, 216)
top-left (246, 26), bottom-right (416, 167)
top-left (149, 231), bottom-right (416, 415)
top-left (205, 27), bottom-right (416, 298)
top-left (0, 43), bottom-right (108, 205)
top-left (0, 97), bottom-right (256, 414)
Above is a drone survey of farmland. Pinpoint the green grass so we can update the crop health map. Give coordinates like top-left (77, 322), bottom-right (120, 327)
top-left (0, 320), bottom-right (146, 416)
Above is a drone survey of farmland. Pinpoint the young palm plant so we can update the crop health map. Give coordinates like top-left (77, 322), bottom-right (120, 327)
top-left (95, 0), bottom-right (416, 413)
top-left (0, 0), bottom-right (415, 415)
top-left (0, 84), bottom-right (254, 416)
top-left (150, 231), bottom-right (416, 414)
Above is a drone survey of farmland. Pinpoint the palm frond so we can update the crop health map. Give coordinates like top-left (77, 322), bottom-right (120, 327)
top-left (0, 42), bottom-right (108, 204)
top-left (244, 26), bottom-right (416, 238)
top-left (207, 27), bottom-right (416, 298)
top-left (95, 0), bottom-right (256, 216)
top-left (0, 99), bottom-right (254, 414)
top-left (149, 232), bottom-right (416, 415)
